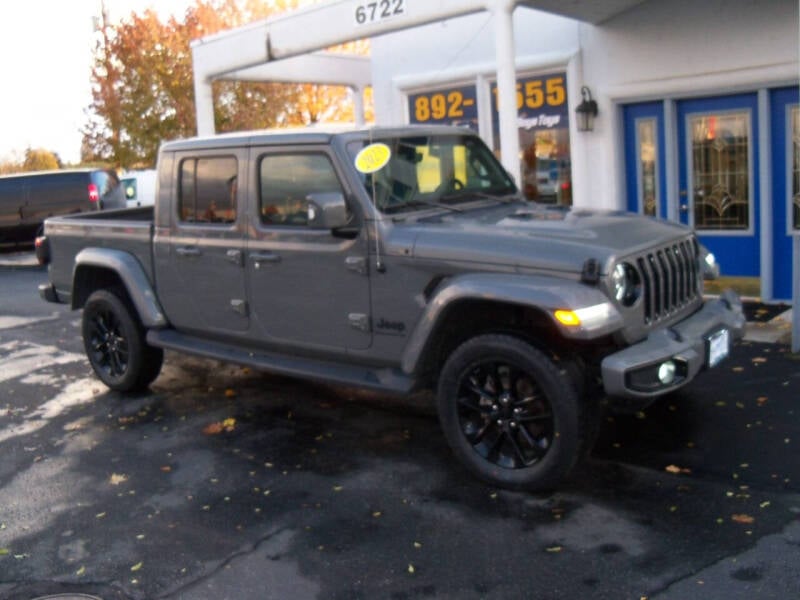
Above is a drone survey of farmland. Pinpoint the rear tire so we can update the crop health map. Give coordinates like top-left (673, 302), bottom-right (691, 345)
top-left (82, 289), bottom-right (163, 392)
top-left (436, 334), bottom-right (585, 491)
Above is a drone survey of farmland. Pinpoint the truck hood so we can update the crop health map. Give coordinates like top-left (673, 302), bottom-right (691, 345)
top-left (392, 202), bottom-right (691, 274)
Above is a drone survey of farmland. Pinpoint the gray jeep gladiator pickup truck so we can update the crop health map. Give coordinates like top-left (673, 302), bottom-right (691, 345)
top-left (37, 126), bottom-right (745, 490)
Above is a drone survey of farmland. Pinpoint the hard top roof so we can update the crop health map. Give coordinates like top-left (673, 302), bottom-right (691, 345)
top-left (159, 124), bottom-right (477, 153)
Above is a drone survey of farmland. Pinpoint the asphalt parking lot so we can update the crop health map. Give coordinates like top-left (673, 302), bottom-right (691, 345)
top-left (1, 252), bottom-right (799, 600)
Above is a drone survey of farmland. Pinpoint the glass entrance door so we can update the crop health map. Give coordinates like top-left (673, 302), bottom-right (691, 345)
top-left (677, 93), bottom-right (760, 277)
top-left (623, 101), bottom-right (667, 218)
top-left (770, 86), bottom-right (799, 301)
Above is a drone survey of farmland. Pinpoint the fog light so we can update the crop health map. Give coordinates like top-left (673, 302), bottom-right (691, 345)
top-left (658, 361), bottom-right (677, 385)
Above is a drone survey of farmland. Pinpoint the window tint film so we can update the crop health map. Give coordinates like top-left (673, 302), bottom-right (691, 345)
top-left (259, 153), bottom-right (342, 226)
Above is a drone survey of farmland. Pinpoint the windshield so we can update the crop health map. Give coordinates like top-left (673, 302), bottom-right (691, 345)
top-left (347, 134), bottom-right (517, 214)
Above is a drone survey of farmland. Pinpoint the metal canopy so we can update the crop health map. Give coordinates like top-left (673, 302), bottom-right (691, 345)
top-left (191, 0), bottom-right (646, 182)
top-left (217, 51), bottom-right (371, 87)
top-left (518, 0), bottom-right (646, 24)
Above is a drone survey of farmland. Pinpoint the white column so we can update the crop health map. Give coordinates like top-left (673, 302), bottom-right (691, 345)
top-left (194, 78), bottom-right (216, 136)
top-left (491, 0), bottom-right (521, 186)
top-left (352, 86), bottom-right (365, 126)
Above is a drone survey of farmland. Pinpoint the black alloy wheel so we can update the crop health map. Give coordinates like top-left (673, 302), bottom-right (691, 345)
top-left (86, 303), bottom-right (130, 380)
top-left (437, 334), bottom-right (584, 490)
top-left (82, 289), bottom-right (163, 392)
top-left (456, 360), bottom-right (555, 469)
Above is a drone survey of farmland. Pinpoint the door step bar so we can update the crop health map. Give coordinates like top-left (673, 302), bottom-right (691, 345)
top-left (147, 329), bottom-right (414, 394)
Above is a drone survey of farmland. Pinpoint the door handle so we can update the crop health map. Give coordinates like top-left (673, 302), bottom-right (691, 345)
top-left (175, 246), bottom-right (201, 257)
top-left (250, 251), bottom-right (281, 268)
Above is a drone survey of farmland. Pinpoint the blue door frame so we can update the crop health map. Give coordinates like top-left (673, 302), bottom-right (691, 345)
top-left (623, 102), bottom-right (667, 219)
top-left (770, 86), bottom-right (798, 301)
top-left (677, 93), bottom-right (761, 278)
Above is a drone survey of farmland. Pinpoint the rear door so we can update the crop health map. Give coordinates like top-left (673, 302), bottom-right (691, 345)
top-left (154, 149), bottom-right (250, 336)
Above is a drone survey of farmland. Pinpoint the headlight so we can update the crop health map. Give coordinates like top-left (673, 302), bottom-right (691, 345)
top-left (611, 262), bottom-right (641, 307)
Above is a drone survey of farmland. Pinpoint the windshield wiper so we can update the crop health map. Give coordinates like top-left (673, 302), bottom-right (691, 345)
top-left (439, 189), bottom-right (519, 204)
top-left (402, 199), bottom-right (465, 213)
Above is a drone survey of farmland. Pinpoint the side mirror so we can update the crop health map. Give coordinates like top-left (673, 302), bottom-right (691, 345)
top-left (306, 192), bottom-right (348, 230)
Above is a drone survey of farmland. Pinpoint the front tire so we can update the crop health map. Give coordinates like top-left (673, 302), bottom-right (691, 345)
top-left (82, 289), bottom-right (163, 392)
top-left (436, 334), bottom-right (585, 491)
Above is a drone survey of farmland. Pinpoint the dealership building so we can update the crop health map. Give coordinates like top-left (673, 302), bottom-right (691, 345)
top-left (191, 0), bottom-right (799, 301)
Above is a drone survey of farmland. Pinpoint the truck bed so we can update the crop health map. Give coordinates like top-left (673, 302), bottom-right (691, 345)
top-left (44, 206), bottom-right (155, 301)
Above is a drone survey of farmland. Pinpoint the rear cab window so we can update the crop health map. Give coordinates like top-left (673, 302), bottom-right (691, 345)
top-left (178, 157), bottom-right (238, 224)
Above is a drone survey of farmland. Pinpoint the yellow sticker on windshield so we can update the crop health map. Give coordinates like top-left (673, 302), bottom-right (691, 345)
top-left (354, 143), bottom-right (391, 174)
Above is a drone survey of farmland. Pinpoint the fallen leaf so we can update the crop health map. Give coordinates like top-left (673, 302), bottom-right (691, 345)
top-left (131, 561), bottom-right (143, 572)
top-left (665, 465), bottom-right (691, 474)
top-left (408, 564), bottom-right (415, 574)
top-left (222, 418), bottom-right (236, 431)
top-left (224, 389), bottom-right (237, 398)
top-left (109, 473), bottom-right (128, 486)
top-left (0, 549), bottom-right (9, 556)
top-left (731, 514), bottom-right (755, 524)
top-left (76, 565), bottom-right (86, 576)
top-left (96, 512), bottom-right (106, 519)
top-left (372, 511), bottom-right (382, 518)
top-left (546, 546), bottom-right (562, 553)
top-left (732, 366), bottom-right (744, 372)
top-left (756, 396), bottom-right (768, 406)
top-left (161, 466), bottom-right (172, 472)
top-left (752, 357), bottom-right (767, 364)
top-left (332, 485), bottom-right (343, 492)
top-left (203, 422), bottom-right (224, 435)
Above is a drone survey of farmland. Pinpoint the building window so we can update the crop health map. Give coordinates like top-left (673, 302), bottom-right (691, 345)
top-left (689, 111), bottom-right (751, 231)
top-left (178, 157), bottom-right (237, 224)
top-left (491, 73), bottom-right (572, 205)
top-left (259, 153), bottom-right (343, 226)
top-left (636, 118), bottom-right (659, 217)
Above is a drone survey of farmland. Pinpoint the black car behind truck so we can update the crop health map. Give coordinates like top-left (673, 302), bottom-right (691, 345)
top-left (0, 169), bottom-right (125, 246)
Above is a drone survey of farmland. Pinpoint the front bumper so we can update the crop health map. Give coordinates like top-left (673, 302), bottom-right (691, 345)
top-left (601, 289), bottom-right (745, 403)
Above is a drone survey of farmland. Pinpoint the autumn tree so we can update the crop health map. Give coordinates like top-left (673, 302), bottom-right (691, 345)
top-left (82, 0), bottom-right (371, 169)
top-left (0, 148), bottom-right (61, 174)
top-left (23, 148), bottom-right (61, 171)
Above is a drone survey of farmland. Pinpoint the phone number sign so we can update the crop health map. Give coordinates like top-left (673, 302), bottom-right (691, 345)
top-left (491, 73), bottom-right (569, 130)
top-left (407, 85), bottom-right (478, 131)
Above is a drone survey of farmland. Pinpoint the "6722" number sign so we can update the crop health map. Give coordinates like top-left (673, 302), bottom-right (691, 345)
top-left (354, 0), bottom-right (405, 26)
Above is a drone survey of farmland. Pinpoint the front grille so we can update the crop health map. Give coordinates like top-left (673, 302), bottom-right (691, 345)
top-left (635, 237), bottom-right (700, 325)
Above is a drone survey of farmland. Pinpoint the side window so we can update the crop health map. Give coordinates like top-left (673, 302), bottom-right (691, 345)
top-left (178, 157), bottom-right (238, 224)
top-left (259, 153), bottom-right (343, 226)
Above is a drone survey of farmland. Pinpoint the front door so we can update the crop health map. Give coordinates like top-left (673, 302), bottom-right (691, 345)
top-left (770, 86), bottom-right (799, 301)
top-left (246, 146), bottom-right (371, 352)
top-left (623, 101), bottom-right (667, 218)
top-left (677, 93), bottom-right (760, 277)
